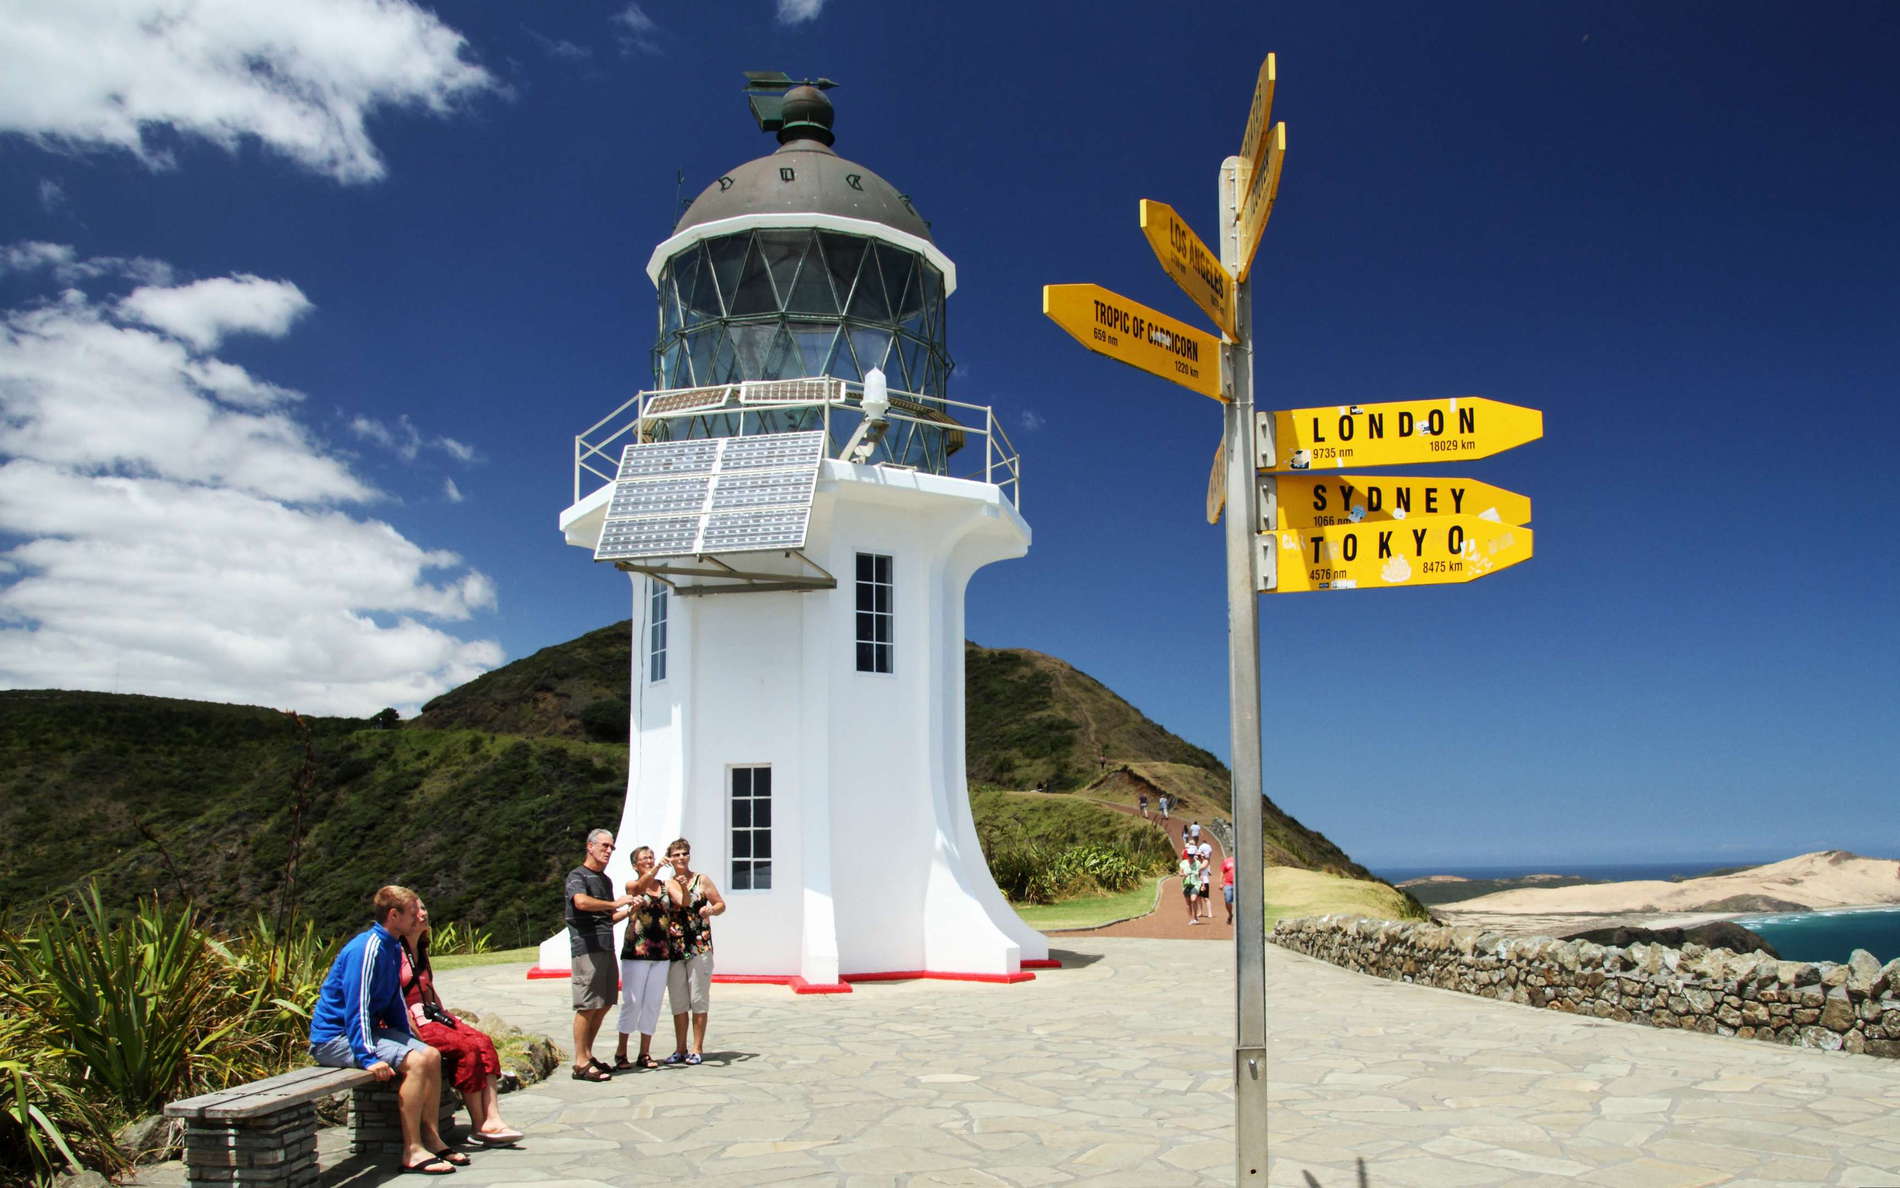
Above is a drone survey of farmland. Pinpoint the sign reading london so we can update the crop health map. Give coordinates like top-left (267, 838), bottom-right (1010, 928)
top-left (1258, 396), bottom-right (1542, 472)
top-left (1259, 516), bottom-right (1533, 593)
top-left (1042, 283), bottom-right (1222, 400)
top-left (1140, 200), bottom-right (1236, 339)
top-left (1261, 474), bottom-right (1531, 531)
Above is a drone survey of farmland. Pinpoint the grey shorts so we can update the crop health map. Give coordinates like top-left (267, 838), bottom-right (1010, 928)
top-left (311, 1030), bottom-right (428, 1071)
top-left (1223, 885), bottom-right (1235, 905)
top-left (572, 949), bottom-right (618, 1011)
top-left (668, 951), bottom-right (713, 1014)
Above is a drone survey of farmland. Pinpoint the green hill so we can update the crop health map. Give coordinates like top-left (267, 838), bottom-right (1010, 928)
top-left (0, 625), bottom-right (1400, 941)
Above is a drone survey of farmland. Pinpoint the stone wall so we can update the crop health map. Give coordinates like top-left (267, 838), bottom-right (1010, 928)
top-left (1270, 915), bottom-right (1900, 1058)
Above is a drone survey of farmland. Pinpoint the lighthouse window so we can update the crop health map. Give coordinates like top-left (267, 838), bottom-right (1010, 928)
top-left (729, 766), bottom-right (772, 891)
top-left (647, 579), bottom-right (668, 683)
top-left (855, 552), bottom-right (893, 673)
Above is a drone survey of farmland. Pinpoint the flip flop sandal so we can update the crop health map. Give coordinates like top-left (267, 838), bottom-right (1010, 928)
top-left (661, 1051), bottom-right (687, 1066)
top-left (684, 1052), bottom-right (703, 1066)
top-left (570, 1065), bottom-right (611, 1082)
top-left (610, 1058), bottom-right (638, 1073)
top-left (433, 1149), bottom-right (471, 1167)
top-left (400, 1156), bottom-right (456, 1175)
top-left (471, 1130), bottom-right (524, 1146)
top-left (588, 1057), bottom-right (614, 1076)
top-left (635, 1053), bottom-right (661, 1069)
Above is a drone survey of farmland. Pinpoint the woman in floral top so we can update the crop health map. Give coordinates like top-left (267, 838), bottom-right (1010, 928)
top-left (662, 837), bottom-right (726, 1066)
top-left (611, 846), bottom-right (682, 1071)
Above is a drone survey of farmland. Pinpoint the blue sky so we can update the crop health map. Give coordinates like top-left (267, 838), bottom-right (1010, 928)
top-left (1, 1), bottom-right (1895, 868)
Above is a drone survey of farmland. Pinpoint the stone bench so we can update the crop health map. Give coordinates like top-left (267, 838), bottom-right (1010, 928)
top-left (165, 1065), bottom-right (458, 1186)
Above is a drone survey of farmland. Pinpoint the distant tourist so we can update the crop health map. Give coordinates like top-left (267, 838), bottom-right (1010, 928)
top-left (309, 885), bottom-right (453, 1174)
top-left (1188, 821), bottom-right (1201, 843)
top-left (611, 846), bottom-right (680, 1071)
top-left (663, 837), bottom-right (726, 1065)
top-left (1221, 855), bottom-right (1236, 925)
top-left (401, 907), bottom-right (525, 1147)
top-left (1138, 792), bottom-right (1149, 819)
top-left (1158, 794), bottom-right (1170, 821)
top-left (1180, 848), bottom-right (1200, 925)
top-left (1197, 841), bottom-right (1215, 919)
top-left (566, 829), bottom-right (635, 1082)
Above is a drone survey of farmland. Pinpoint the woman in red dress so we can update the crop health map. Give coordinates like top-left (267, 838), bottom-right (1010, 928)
top-left (400, 908), bottom-right (525, 1147)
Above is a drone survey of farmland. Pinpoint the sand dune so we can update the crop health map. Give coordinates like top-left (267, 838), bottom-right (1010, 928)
top-left (1446, 850), bottom-right (1900, 915)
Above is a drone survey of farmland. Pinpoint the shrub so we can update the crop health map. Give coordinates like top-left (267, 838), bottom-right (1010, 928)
top-left (0, 889), bottom-right (334, 1184)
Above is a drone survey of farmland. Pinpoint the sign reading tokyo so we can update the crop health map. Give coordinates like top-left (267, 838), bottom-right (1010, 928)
top-left (1140, 199), bottom-right (1236, 339)
top-left (1258, 516), bottom-right (1533, 593)
top-left (1260, 475), bottom-right (1531, 531)
top-left (1042, 283), bottom-right (1222, 400)
top-left (1258, 396), bottom-right (1542, 472)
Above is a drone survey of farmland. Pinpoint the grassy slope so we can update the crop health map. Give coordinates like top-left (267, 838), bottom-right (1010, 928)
top-left (3, 629), bottom-right (1415, 943)
top-left (0, 691), bottom-right (624, 947)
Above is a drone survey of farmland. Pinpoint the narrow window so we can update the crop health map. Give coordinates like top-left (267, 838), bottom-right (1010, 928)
top-left (648, 579), bottom-right (668, 683)
top-left (854, 552), bottom-right (893, 673)
top-left (730, 766), bottom-right (772, 890)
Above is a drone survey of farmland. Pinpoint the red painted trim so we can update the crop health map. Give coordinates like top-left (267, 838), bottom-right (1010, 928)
top-left (840, 969), bottom-right (1036, 985)
top-left (525, 965), bottom-right (567, 980)
top-left (790, 978), bottom-right (853, 995)
top-left (1021, 958), bottom-right (1061, 969)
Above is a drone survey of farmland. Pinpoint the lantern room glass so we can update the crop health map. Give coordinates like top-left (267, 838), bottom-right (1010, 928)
top-left (654, 228), bottom-right (951, 398)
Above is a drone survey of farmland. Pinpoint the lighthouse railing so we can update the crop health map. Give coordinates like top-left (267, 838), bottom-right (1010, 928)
top-left (575, 379), bottom-right (1021, 509)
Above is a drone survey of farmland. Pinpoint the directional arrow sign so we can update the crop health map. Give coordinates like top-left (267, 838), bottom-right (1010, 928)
top-left (1259, 474), bottom-right (1531, 531)
top-left (1235, 121), bottom-right (1285, 284)
top-left (1141, 199), bottom-right (1237, 340)
top-left (1042, 283), bottom-right (1222, 400)
top-left (1258, 516), bottom-right (1533, 593)
top-left (1257, 396), bottom-right (1542, 472)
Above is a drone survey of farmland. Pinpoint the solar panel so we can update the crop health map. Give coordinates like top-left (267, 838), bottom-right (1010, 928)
top-left (593, 430), bottom-right (826, 562)
top-left (643, 386), bottom-right (735, 416)
top-left (738, 377), bottom-right (843, 406)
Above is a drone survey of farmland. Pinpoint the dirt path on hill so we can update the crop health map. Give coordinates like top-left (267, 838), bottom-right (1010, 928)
top-left (1056, 803), bottom-right (1234, 941)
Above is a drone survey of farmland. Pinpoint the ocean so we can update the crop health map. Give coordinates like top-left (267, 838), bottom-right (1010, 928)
top-left (1373, 860), bottom-right (1898, 965)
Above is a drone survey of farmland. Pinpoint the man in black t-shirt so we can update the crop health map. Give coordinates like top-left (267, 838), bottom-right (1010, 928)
top-left (565, 828), bottom-right (633, 1081)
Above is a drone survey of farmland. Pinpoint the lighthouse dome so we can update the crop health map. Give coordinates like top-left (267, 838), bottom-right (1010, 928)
top-left (645, 84), bottom-right (955, 398)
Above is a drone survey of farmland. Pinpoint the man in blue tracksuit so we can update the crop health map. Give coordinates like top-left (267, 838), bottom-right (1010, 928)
top-left (310, 885), bottom-right (457, 1174)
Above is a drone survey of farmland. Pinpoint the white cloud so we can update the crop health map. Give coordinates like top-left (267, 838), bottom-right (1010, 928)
top-left (119, 275), bottom-right (311, 350)
top-left (0, 0), bottom-right (494, 184)
top-left (526, 28), bottom-right (591, 61)
top-left (1, 240), bottom-right (173, 286)
top-left (0, 246), bottom-right (501, 715)
top-left (350, 415), bottom-right (475, 466)
top-left (776, 0), bottom-right (826, 24)
top-left (613, 4), bottom-right (659, 53)
top-left (37, 178), bottom-right (65, 212)
top-left (443, 477), bottom-right (464, 503)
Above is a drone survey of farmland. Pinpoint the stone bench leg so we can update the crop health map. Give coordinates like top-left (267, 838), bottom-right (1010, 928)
top-left (180, 1104), bottom-right (320, 1187)
top-left (348, 1083), bottom-right (462, 1156)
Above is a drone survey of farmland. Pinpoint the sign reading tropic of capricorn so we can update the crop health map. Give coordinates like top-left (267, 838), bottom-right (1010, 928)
top-left (1042, 283), bottom-right (1221, 400)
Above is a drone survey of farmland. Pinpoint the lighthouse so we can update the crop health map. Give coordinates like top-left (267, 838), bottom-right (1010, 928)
top-left (539, 77), bottom-right (1047, 988)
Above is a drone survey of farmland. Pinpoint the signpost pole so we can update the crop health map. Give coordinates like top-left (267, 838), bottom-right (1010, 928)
top-left (1220, 155), bottom-right (1269, 1181)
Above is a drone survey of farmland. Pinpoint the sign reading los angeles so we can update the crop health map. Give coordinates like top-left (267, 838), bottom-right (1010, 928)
top-left (1042, 283), bottom-right (1222, 400)
top-left (1140, 200), bottom-right (1236, 340)
top-left (1258, 516), bottom-right (1533, 593)
top-left (1258, 396), bottom-right (1542, 472)
top-left (1260, 474), bottom-right (1531, 531)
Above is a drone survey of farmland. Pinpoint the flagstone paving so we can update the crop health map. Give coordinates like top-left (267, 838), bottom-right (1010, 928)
top-left (134, 937), bottom-right (1900, 1185)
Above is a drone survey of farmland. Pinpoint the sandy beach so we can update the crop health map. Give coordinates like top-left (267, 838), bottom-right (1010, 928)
top-left (1431, 851), bottom-right (1900, 940)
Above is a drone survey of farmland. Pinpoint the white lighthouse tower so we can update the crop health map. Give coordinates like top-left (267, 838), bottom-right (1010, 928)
top-left (539, 78), bottom-right (1047, 989)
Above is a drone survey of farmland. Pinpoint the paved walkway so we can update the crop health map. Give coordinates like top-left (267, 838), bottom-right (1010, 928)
top-left (135, 937), bottom-right (1900, 1186)
top-left (1063, 809), bottom-right (1234, 941)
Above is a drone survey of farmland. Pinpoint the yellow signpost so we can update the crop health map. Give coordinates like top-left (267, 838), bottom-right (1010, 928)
top-left (1260, 474), bottom-right (1532, 531)
top-left (1140, 199), bottom-right (1237, 339)
top-left (1259, 516), bottom-right (1534, 593)
top-left (1235, 122), bottom-right (1285, 283)
top-left (1259, 396), bottom-right (1543, 472)
top-left (1042, 283), bottom-right (1223, 400)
